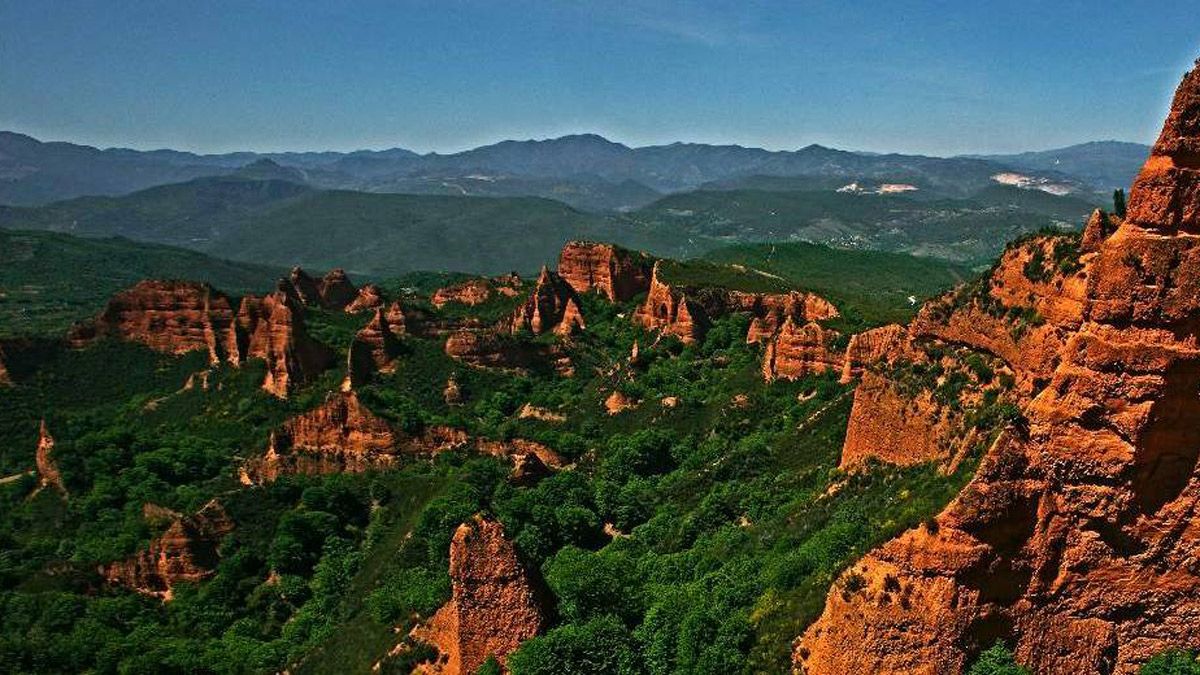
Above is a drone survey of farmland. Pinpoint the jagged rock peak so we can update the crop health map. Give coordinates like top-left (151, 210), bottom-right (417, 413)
top-left (796, 57), bottom-right (1200, 675)
top-left (407, 515), bottom-right (547, 673)
top-left (557, 240), bottom-right (655, 302)
top-left (511, 266), bottom-right (583, 336)
top-left (36, 420), bottom-right (66, 495)
top-left (100, 500), bottom-right (233, 600)
top-left (1125, 61), bottom-right (1200, 233)
top-left (346, 307), bottom-right (402, 387)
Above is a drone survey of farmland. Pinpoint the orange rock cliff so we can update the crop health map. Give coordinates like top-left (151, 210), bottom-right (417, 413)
top-left (557, 240), bottom-right (655, 302)
top-left (795, 60), bottom-right (1200, 675)
top-left (72, 277), bottom-right (336, 399)
top-left (408, 515), bottom-right (547, 674)
top-left (101, 500), bottom-right (233, 600)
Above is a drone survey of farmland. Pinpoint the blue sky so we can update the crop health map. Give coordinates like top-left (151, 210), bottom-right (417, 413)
top-left (2, 1), bottom-right (1198, 155)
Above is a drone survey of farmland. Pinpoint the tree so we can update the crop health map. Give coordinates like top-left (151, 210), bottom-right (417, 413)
top-left (968, 642), bottom-right (1029, 675)
top-left (1114, 188), bottom-right (1127, 218)
top-left (1142, 650), bottom-right (1200, 675)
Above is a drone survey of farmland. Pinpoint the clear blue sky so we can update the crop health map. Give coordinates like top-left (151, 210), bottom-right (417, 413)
top-left (2, 1), bottom-right (1198, 155)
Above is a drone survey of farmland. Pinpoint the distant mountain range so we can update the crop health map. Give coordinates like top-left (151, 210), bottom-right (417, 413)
top-left (0, 130), bottom-right (1149, 212)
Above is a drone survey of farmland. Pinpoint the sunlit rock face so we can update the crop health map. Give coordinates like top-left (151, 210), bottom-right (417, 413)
top-left (408, 516), bottom-right (548, 674)
top-left (796, 61), bottom-right (1200, 675)
top-left (557, 240), bottom-right (654, 302)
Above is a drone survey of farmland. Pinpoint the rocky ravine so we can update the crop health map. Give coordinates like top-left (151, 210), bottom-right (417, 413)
top-left (795, 61), bottom-right (1200, 675)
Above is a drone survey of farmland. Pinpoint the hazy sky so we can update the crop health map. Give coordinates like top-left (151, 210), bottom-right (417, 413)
top-left (2, 1), bottom-right (1198, 156)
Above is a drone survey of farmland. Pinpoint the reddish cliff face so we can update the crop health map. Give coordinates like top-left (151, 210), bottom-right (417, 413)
top-left (510, 267), bottom-right (585, 336)
top-left (762, 319), bottom-right (843, 381)
top-left (840, 324), bottom-right (908, 383)
top-left (345, 284), bottom-right (384, 314)
top-left (557, 241), bottom-right (654, 302)
top-left (228, 285), bottom-right (335, 398)
top-left (101, 500), bottom-right (233, 600)
top-left (912, 235), bottom-right (1088, 395)
top-left (0, 344), bottom-right (11, 387)
top-left (730, 290), bottom-right (840, 343)
top-left (632, 263), bottom-right (708, 344)
top-left (241, 391), bottom-right (397, 483)
top-left (286, 266), bottom-right (360, 310)
top-left (444, 329), bottom-right (571, 375)
top-left (317, 268), bottom-right (358, 310)
top-left (384, 300), bottom-right (408, 335)
top-left (796, 61), bottom-right (1200, 675)
top-left (347, 308), bottom-right (402, 387)
top-left (409, 516), bottom-right (547, 674)
top-left (432, 274), bottom-right (522, 308)
top-left (68, 281), bottom-right (235, 365)
top-left (35, 421), bottom-right (66, 495)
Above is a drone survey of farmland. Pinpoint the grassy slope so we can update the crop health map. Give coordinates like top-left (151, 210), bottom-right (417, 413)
top-left (699, 240), bottom-right (975, 327)
top-left (0, 228), bottom-right (285, 338)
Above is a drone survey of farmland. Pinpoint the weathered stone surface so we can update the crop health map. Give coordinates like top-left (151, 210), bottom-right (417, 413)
top-left (761, 319), bottom-right (843, 381)
top-left (228, 285), bottom-right (335, 398)
top-left (240, 391), bottom-right (397, 483)
top-left (345, 283), bottom-right (384, 314)
top-left (68, 280), bottom-right (235, 365)
top-left (317, 268), bottom-right (358, 310)
top-left (409, 516), bottom-right (547, 674)
top-left (839, 324), bottom-right (908, 383)
top-left (605, 390), bottom-right (637, 415)
top-left (796, 60), bottom-right (1200, 675)
top-left (35, 420), bottom-right (65, 495)
top-left (633, 263), bottom-right (708, 344)
top-left (511, 267), bottom-right (584, 336)
top-left (432, 274), bottom-right (521, 308)
top-left (384, 300), bottom-right (408, 334)
top-left (557, 240), bottom-right (654, 302)
top-left (346, 307), bottom-right (402, 387)
top-left (728, 290), bottom-right (840, 343)
top-left (101, 500), bottom-right (233, 600)
top-left (0, 344), bottom-right (11, 387)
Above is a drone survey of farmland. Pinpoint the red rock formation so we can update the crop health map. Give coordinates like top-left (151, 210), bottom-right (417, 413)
top-left (227, 284), bottom-right (335, 398)
top-left (511, 267), bottom-right (584, 336)
top-left (288, 266), bottom-right (322, 307)
top-left (432, 279), bottom-right (495, 308)
top-left (345, 283), bottom-right (384, 314)
top-left (0, 344), bottom-right (11, 387)
top-left (444, 330), bottom-right (509, 369)
top-left (762, 319), bottom-right (843, 381)
top-left (839, 324), bottom-right (908, 383)
top-left (409, 516), bottom-right (547, 674)
top-left (35, 420), bottom-right (65, 495)
top-left (240, 391), bottom-right (398, 483)
top-left (385, 300), bottom-right (408, 334)
top-left (557, 241), bottom-right (654, 302)
top-left (101, 500), bottom-right (233, 600)
top-left (68, 280), bottom-right (235, 365)
top-left (444, 329), bottom-right (569, 374)
top-left (605, 390), bottom-right (637, 415)
top-left (346, 308), bottom-right (402, 387)
top-left (796, 60), bottom-right (1200, 675)
top-left (633, 263), bottom-right (708, 344)
top-left (317, 268), bottom-right (358, 310)
top-left (732, 290), bottom-right (840, 343)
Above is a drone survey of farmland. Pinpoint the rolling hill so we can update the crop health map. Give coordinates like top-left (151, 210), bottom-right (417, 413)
top-left (0, 228), bottom-right (284, 337)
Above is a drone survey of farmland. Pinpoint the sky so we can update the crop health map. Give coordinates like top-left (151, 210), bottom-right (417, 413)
top-left (2, 1), bottom-right (1199, 156)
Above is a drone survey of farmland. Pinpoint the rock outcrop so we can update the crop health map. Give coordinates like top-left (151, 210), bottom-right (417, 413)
top-left (761, 319), bottom-right (843, 381)
top-left (510, 267), bottom-right (585, 336)
top-left (444, 329), bottom-right (570, 375)
top-left (0, 344), bottom-right (11, 387)
top-left (345, 284), bottom-right (384, 314)
top-left (728, 290), bottom-right (840, 344)
top-left (228, 284), bottom-right (336, 398)
top-left (240, 391), bottom-right (398, 483)
top-left (408, 516), bottom-right (547, 674)
top-left (632, 263), bottom-right (708, 344)
top-left (346, 308), bottom-right (402, 387)
top-left (557, 241), bottom-right (654, 302)
top-left (101, 500), bottom-right (233, 600)
top-left (432, 274), bottom-right (522, 308)
top-left (795, 60), bottom-right (1200, 675)
top-left (385, 300), bottom-right (408, 334)
top-left (285, 266), bottom-right (360, 310)
top-left (68, 281), bottom-right (235, 365)
top-left (839, 324), bottom-right (908, 383)
top-left (35, 420), bottom-right (65, 495)
top-left (317, 268), bottom-right (358, 310)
